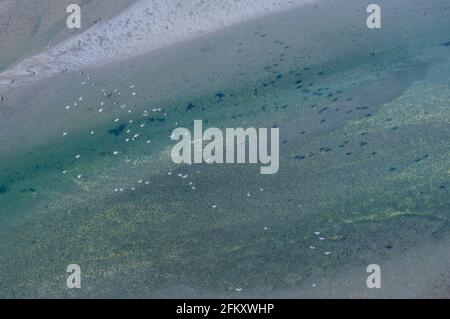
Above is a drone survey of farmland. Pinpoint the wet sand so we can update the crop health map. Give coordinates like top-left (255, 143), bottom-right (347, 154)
top-left (0, 0), bottom-right (449, 298)
top-left (0, 0), bottom-right (317, 87)
top-left (0, 0), bottom-right (137, 72)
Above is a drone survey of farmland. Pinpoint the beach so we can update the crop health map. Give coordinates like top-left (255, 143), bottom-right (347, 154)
top-left (0, 0), bottom-right (449, 298)
top-left (0, 0), bottom-right (317, 87)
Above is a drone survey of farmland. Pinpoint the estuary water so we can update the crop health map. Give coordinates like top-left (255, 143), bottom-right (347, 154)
top-left (0, 0), bottom-right (449, 297)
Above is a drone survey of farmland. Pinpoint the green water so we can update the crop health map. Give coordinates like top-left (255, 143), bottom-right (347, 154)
top-left (0, 0), bottom-right (449, 297)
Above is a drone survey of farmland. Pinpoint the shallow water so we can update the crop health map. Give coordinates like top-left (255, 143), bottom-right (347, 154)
top-left (0, 0), bottom-right (449, 297)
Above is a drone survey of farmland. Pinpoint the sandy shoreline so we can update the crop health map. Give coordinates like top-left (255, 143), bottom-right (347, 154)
top-left (0, 0), bottom-right (320, 88)
top-left (0, 0), bottom-right (137, 73)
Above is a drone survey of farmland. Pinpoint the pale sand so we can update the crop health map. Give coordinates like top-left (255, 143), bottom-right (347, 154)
top-left (0, 0), bottom-right (320, 88)
top-left (0, 0), bottom-right (137, 73)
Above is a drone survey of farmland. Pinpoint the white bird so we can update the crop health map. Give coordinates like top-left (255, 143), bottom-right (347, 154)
top-left (75, 155), bottom-right (80, 159)
top-left (113, 151), bottom-right (119, 155)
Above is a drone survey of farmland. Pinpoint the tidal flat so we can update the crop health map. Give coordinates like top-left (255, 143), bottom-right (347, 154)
top-left (0, 0), bottom-right (449, 298)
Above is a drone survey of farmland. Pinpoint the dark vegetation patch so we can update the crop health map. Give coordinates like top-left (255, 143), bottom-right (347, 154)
top-left (0, 185), bottom-right (9, 194)
top-left (108, 124), bottom-right (126, 136)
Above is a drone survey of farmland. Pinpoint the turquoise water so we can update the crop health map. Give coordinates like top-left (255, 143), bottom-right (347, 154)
top-left (0, 0), bottom-right (449, 297)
